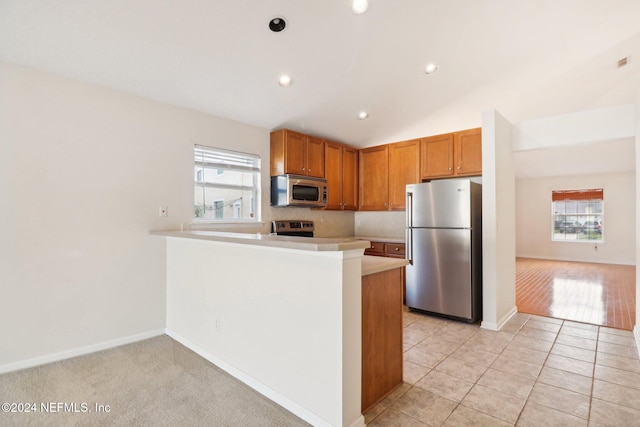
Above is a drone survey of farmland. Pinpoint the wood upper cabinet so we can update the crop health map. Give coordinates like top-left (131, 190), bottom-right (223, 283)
top-left (359, 145), bottom-right (389, 211)
top-left (359, 140), bottom-right (419, 211)
top-left (388, 139), bottom-right (420, 210)
top-left (420, 133), bottom-right (454, 179)
top-left (342, 145), bottom-right (358, 210)
top-left (454, 127), bottom-right (482, 176)
top-left (324, 141), bottom-right (358, 210)
top-left (270, 129), bottom-right (325, 178)
top-left (306, 135), bottom-right (326, 178)
top-left (420, 128), bottom-right (482, 180)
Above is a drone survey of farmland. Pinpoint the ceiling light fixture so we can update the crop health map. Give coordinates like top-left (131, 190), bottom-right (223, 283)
top-left (278, 75), bottom-right (293, 87)
top-left (357, 111), bottom-right (369, 120)
top-left (269, 17), bottom-right (286, 32)
top-left (352, 0), bottom-right (369, 14)
top-left (424, 63), bottom-right (439, 74)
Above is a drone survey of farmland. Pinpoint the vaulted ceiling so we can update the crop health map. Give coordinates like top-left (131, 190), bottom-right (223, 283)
top-left (1, 1), bottom-right (639, 175)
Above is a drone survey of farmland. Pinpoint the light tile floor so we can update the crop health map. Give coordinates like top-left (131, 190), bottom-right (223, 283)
top-left (364, 309), bottom-right (640, 426)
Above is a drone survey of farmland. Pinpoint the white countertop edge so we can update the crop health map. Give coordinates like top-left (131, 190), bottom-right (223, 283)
top-left (361, 256), bottom-right (409, 276)
top-left (339, 235), bottom-right (405, 244)
top-left (151, 230), bottom-right (371, 252)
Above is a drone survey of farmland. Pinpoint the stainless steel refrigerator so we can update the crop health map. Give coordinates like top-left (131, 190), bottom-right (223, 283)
top-left (405, 179), bottom-right (482, 322)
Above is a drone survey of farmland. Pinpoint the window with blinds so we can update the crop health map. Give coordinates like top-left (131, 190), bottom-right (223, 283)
top-left (194, 145), bottom-right (261, 222)
top-left (552, 188), bottom-right (603, 242)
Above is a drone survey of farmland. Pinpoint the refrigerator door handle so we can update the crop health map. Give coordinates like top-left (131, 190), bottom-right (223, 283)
top-left (406, 190), bottom-right (413, 264)
top-left (406, 190), bottom-right (413, 228)
top-left (406, 228), bottom-right (413, 265)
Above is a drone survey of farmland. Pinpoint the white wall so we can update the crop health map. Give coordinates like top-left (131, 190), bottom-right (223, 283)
top-left (354, 211), bottom-right (405, 238)
top-left (165, 238), bottom-right (364, 427)
top-left (481, 110), bottom-right (517, 331)
top-left (0, 62), bottom-right (272, 370)
top-left (516, 173), bottom-right (635, 265)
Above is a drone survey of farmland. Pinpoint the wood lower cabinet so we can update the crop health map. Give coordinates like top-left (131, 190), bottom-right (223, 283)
top-left (270, 129), bottom-right (325, 178)
top-left (362, 267), bottom-right (403, 413)
top-left (364, 241), bottom-right (406, 302)
top-left (325, 140), bottom-right (358, 210)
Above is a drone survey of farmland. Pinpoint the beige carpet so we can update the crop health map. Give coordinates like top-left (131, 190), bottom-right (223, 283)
top-left (0, 336), bottom-right (310, 426)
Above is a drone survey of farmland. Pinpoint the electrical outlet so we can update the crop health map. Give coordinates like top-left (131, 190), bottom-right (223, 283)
top-left (159, 206), bottom-right (168, 217)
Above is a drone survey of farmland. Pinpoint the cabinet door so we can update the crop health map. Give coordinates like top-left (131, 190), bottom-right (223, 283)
top-left (361, 268), bottom-right (403, 412)
top-left (386, 243), bottom-right (406, 258)
top-left (389, 140), bottom-right (420, 210)
top-left (364, 241), bottom-right (385, 256)
top-left (306, 136), bottom-right (325, 178)
top-left (284, 130), bottom-right (307, 176)
top-left (359, 145), bottom-right (389, 211)
top-left (454, 128), bottom-right (482, 176)
top-left (342, 146), bottom-right (358, 210)
top-left (421, 133), bottom-right (454, 179)
top-left (324, 141), bottom-right (343, 210)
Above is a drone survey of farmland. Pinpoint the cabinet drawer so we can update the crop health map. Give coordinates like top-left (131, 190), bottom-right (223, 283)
top-left (364, 241), bottom-right (385, 256)
top-left (386, 243), bottom-right (405, 258)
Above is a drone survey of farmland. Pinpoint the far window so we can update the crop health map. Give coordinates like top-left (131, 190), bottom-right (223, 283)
top-left (194, 145), bottom-right (261, 222)
top-left (552, 188), bottom-right (603, 242)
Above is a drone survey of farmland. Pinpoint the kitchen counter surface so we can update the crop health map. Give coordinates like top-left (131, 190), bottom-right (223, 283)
top-left (151, 230), bottom-right (370, 252)
top-left (152, 230), bottom-right (407, 275)
top-left (348, 235), bottom-right (405, 243)
top-left (362, 256), bottom-right (408, 276)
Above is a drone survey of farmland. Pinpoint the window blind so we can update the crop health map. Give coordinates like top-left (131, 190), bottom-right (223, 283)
top-left (552, 188), bottom-right (603, 202)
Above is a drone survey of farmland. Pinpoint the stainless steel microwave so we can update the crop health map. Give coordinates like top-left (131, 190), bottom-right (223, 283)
top-left (271, 175), bottom-right (328, 208)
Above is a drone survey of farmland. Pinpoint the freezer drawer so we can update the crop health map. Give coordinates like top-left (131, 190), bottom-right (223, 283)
top-left (406, 228), bottom-right (473, 319)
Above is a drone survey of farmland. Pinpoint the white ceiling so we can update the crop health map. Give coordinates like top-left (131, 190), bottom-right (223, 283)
top-left (1, 1), bottom-right (639, 174)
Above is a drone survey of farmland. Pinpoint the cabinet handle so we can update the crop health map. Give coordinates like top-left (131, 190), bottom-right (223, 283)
top-left (457, 166), bottom-right (461, 170)
top-left (448, 167), bottom-right (452, 171)
top-left (371, 245), bottom-right (375, 249)
top-left (394, 247), bottom-right (399, 251)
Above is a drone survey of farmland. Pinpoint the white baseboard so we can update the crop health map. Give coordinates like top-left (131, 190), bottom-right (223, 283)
top-left (481, 306), bottom-right (517, 331)
top-left (515, 254), bottom-right (634, 266)
top-left (635, 325), bottom-right (640, 359)
top-left (0, 329), bottom-right (165, 375)
top-left (165, 328), bottom-right (345, 427)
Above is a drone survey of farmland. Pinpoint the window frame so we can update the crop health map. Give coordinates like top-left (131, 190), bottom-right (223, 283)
top-left (193, 145), bottom-right (261, 223)
top-left (551, 188), bottom-right (603, 243)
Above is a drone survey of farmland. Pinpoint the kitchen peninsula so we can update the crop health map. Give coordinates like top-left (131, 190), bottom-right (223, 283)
top-left (152, 230), bottom-right (407, 427)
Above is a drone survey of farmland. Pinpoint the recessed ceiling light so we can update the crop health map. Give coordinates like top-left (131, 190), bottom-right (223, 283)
top-left (357, 111), bottom-right (369, 120)
top-left (424, 63), bottom-right (439, 74)
top-left (278, 75), bottom-right (293, 87)
top-left (352, 0), bottom-right (369, 14)
top-left (269, 17), bottom-right (286, 32)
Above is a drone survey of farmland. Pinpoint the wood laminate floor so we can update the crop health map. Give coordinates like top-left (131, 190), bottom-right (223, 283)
top-left (516, 258), bottom-right (636, 331)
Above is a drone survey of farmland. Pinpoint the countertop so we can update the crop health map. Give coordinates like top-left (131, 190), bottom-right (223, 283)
top-left (152, 230), bottom-right (408, 275)
top-left (361, 256), bottom-right (409, 276)
top-left (345, 235), bottom-right (405, 243)
top-left (151, 230), bottom-right (370, 252)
